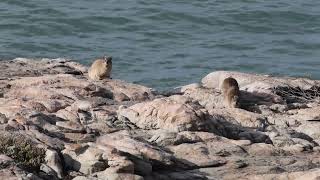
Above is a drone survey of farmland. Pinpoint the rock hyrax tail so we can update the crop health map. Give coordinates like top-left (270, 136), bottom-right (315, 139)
top-left (88, 56), bottom-right (112, 80)
top-left (221, 77), bottom-right (240, 108)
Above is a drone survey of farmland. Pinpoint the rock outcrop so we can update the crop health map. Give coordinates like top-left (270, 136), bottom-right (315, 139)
top-left (0, 58), bottom-right (320, 179)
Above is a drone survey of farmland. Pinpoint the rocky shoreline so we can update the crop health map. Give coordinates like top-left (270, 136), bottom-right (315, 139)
top-left (1, 58), bottom-right (320, 180)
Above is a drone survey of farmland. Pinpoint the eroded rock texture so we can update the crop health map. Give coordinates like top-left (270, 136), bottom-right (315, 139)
top-left (0, 58), bottom-right (320, 179)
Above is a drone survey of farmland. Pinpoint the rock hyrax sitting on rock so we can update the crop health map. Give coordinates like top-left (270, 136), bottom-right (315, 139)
top-left (88, 56), bottom-right (112, 80)
top-left (221, 77), bottom-right (240, 108)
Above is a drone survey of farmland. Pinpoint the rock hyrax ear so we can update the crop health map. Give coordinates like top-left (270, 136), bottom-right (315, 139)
top-left (221, 77), bottom-right (240, 108)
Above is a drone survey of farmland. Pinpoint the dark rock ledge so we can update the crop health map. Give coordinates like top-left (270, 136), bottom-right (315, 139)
top-left (0, 58), bottom-right (320, 179)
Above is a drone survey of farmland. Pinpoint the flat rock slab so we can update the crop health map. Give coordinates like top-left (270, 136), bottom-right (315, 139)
top-left (118, 95), bottom-right (210, 132)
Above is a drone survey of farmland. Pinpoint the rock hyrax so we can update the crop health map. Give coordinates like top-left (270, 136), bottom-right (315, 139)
top-left (221, 77), bottom-right (240, 108)
top-left (88, 56), bottom-right (112, 80)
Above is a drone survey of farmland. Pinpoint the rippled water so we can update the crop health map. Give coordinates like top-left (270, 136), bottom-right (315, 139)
top-left (1, 0), bottom-right (320, 90)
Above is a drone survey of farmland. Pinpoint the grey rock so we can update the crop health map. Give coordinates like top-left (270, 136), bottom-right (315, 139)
top-left (45, 149), bottom-right (64, 179)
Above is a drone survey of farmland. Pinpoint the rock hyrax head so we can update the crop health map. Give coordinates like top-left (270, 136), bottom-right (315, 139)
top-left (104, 56), bottom-right (112, 65)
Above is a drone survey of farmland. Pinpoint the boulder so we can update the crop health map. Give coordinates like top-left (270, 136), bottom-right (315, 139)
top-left (118, 95), bottom-right (210, 132)
top-left (96, 131), bottom-right (174, 168)
top-left (45, 149), bottom-right (64, 179)
top-left (62, 145), bottom-right (107, 175)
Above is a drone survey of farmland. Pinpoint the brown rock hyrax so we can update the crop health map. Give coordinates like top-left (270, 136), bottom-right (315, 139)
top-left (221, 77), bottom-right (240, 108)
top-left (88, 56), bottom-right (112, 80)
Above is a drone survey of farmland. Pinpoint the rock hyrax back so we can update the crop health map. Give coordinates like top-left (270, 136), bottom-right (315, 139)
top-left (88, 56), bottom-right (112, 80)
top-left (221, 77), bottom-right (240, 108)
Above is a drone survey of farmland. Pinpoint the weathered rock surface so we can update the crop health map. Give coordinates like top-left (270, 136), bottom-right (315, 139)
top-left (118, 95), bottom-right (210, 132)
top-left (0, 58), bottom-right (320, 179)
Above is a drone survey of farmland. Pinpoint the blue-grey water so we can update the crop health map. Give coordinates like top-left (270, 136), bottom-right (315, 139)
top-left (1, 0), bottom-right (320, 90)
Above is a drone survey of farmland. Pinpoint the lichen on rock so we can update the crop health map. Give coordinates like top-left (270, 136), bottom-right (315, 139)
top-left (0, 131), bottom-right (46, 171)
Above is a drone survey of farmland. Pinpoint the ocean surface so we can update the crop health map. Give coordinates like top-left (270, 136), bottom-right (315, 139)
top-left (0, 0), bottom-right (320, 90)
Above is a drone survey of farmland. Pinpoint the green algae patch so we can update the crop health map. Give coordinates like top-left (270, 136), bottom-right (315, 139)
top-left (0, 131), bottom-right (46, 171)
